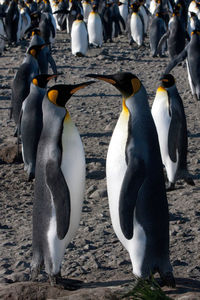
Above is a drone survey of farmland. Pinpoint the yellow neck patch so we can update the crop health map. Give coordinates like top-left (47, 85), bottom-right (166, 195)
top-left (64, 111), bottom-right (70, 122)
top-left (122, 98), bottom-right (129, 114)
top-left (48, 89), bottom-right (58, 105)
top-left (157, 86), bottom-right (166, 92)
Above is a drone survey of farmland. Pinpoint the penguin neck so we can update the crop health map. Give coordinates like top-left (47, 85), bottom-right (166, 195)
top-left (125, 88), bottom-right (149, 116)
top-left (31, 82), bottom-right (46, 94)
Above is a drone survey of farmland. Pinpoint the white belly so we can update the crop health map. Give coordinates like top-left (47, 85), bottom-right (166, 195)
top-left (106, 110), bottom-right (146, 276)
top-left (119, 4), bottom-right (128, 24)
top-left (151, 88), bottom-right (178, 182)
top-left (130, 13), bottom-right (143, 46)
top-left (71, 20), bottom-right (88, 56)
top-left (87, 13), bottom-right (103, 46)
top-left (47, 116), bottom-right (85, 274)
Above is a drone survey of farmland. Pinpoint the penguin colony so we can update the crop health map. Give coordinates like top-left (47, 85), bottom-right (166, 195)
top-left (1, 0), bottom-right (199, 290)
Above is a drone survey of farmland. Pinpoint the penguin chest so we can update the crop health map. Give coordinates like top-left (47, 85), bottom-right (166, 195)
top-left (106, 111), bottom-right (129, 246)
top-left (61, 117), bottom-right (85, 231)
top-left (83, 3), bottom-right (92, 22)
top-left (130, 13), bottom-right (143, 46)
top-left (119, 4), bottom-right (128, 23)
top-left (71, 21), bottom-right (88, 55)
top-left (47, 116), bottom-right (85, 274)
top-left (88, 13), bottom-right (103, 46)
top-left (151, 88), bottom-right (175, 167)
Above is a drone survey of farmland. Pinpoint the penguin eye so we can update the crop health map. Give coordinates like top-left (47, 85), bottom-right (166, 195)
top-left (48, 89), bottom-right (59, 105)
top-left (131, 78), bottom-right (141, 94)
top-left (32, 78), bottom-right (38, 86)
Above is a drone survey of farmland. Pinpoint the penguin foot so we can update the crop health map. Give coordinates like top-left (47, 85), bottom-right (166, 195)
top-left (193, 94), bottom-right (199, 102)
top-left (75, 52), bottom-right (84, 57)
top-left (184, 176), bottom-right (195, 186)
top-left (48, 273), bottom-right (63, 287)
top-left (166, 182), bottom-right (175, 191)
top-left (160, 272), bottom-right (176, 288)
top-left (30, 265), bottom-right (41, 281)
top-left (28, 172), bottom-right (35, 182)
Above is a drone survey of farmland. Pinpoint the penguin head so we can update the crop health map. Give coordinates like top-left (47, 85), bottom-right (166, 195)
top-left (131, 2), bottom-right (140, 13)
top-left (160, 74), bottom-right (175, 88)
top-left (47, 81), bottom-right (95, 107)
top-left (27, 44), bottom-right (46, 58)
top-left (32, 74), bottom-right (59, 88)
top-left (172, 4), bottom-right (180, 16)
top-left (76, 13), bottom-right (84, 20)
top-left (92, 3), bottom-right (98, 12)
top-left (86, 72), bottom-right (141, 99)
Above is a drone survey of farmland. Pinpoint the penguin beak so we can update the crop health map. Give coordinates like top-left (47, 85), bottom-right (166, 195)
top-left (86, 74), bottom-right (116, 85)
top-left (69, 81), bottom-right (95, 95)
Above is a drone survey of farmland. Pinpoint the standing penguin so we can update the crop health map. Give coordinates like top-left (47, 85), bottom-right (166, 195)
top-left (19, 5), bottom-right (31, 40)
top-left (71, 13), bottom-right (88, 56)
top-left (118, 0), bottom-right (129, 28)
top-left (82, 0), bottom-right (92, 23)
top-left (4, 0), bottom-right (21, 45)
top-left (86, 72), bottom-right (175, 287)
top-left (163, 28), bottom-right (200, 101)
top-left (128, 2), bottom-right (144, 46)
top-left (29, 28), bottom-right (57, 74)
top-left (152, 74), bottom-right (194, 190)
top-left (39, 12), bottom-right (56, 50)
top-left (20, 74), bottom-right (58, 181)
top-left (157, 4), bottom-right (188, 59)
top-left (87, 3), bottom-right (103, 47)
top-left (11, 44), bottom-right (46, 131)
top-left (149, 4), bottom-right (167, 57)
top-left (31, 80), bottom-right (94, 285)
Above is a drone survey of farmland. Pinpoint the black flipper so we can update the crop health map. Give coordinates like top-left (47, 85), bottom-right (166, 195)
top-left (163, 47), bottom-right (188, 74)
top-left (168, 108), bottom-right (181, 163)
top-left (119, 155), bottom-right (145, 240)
top-left (48, 52), bottom-right (57, 74)
top-left (46, 159), bottom-right (71, 240)
top-left (157, 31), bottom-right (169, 54)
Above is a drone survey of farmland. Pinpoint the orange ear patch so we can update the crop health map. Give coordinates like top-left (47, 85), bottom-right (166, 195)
top-left (30, 49), bottom-right (36, 57)
top-left (48, 89), bottom-right (58, 104)
top-left (131, 78), bottom-right (141, 94)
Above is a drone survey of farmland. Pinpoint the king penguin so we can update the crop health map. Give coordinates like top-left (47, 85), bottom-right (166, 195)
top-left (82, 0), bottom-right (92, 23)
top-left (128, 2), bottom-right (144, 47)
top-left (20, 74), bottom-right (58, 181)
top-left (4, 0), bottom-right (21, 45)
top-left (11, 44), bottom-right (46, 132)
top-left (87, 3), bottom-right (103, 47)
top-left (31, 80), bottom-right (94, 285)
top-left (151, 74), bottom-right (194, 190)
top-left (149, 4), bottom-right (167, 57)
top-left (71, 13), bottom-right (88, 56)
top-left (163, 27), bottom-right (200, 102)
top-left (29, 29), bottom-right (57, 74)
top-left (86, 72), bottom-right (175, 287)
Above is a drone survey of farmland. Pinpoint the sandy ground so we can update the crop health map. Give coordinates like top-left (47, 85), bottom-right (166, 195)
top-left (0, 30), bottom-right (200, 299)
